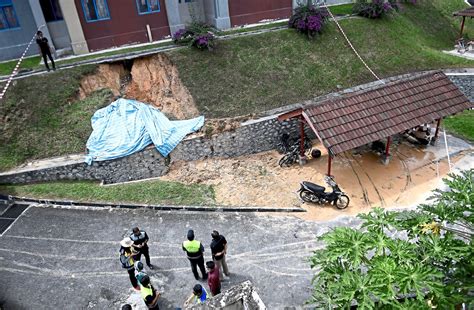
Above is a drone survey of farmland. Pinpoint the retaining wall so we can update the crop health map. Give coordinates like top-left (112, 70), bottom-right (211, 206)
top-left (448, 75), bottom-right (474, 102)
top-left (0, 148), bottom-right (169, 185)
top-left (0, 72), bottom-right (472, 185)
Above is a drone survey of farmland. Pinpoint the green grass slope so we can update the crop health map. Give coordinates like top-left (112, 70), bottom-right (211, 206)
top-left (0, 65), bottom-right (109, 171)
top-left (169, 1), bottom-right (472, 118)
top-left (0, 180), bottom-right (216, 206)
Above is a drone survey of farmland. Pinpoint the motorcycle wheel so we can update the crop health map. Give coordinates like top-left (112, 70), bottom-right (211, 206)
top-left (279, 153), bottom-right (294, 167)
top-left (299, 190), bottom-right (313, 203)
top-left (335, 195), bottom-right (350, 209)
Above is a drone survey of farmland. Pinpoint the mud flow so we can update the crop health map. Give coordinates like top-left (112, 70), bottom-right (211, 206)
top-left (162, 139), bottom-right (465, 221)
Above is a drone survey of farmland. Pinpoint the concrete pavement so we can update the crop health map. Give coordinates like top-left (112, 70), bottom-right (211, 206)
top-left (0, 204), bottom-right (362, 309)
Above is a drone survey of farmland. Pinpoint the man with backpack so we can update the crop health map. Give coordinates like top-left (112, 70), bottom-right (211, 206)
top-left (119, 237), bottom-right (140, 290)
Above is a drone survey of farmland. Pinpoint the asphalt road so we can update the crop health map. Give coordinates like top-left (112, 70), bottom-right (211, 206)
top-left (0, 204), bottom-right (361, 310)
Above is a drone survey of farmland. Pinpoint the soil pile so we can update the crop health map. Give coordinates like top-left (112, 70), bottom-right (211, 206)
top-left (125, 54), bottom-right (199, 119)
top-left (77, 54), bottom-right (199, 120)
top-left (162, 141), bottom-right (463, 221)
top-left (78, 64), bottom-right (124, 99)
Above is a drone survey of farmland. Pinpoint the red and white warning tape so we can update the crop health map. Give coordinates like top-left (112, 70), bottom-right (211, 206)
top-left (0, 25), bottom-right (45, 101)
top-left (324, 4), bottom-right (382, 82)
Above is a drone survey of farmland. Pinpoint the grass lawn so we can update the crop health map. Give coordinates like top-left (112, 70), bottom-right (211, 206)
top-left (0, 180), bottom-right (216, 206)
top-left (0, 65), bottom-right (108, 171)
top-left (329, 3), bottom-right (354, 16)
top-left (444, 110), bottom-right (474, 142)
top-left (1, 1), bottom-right (472, 171)
top-left (0, 56), bottom-right (41, 76)
top-left (169, 1), bottom-right (472, 118)
top-left (55, 41), bottom-right (175, 67)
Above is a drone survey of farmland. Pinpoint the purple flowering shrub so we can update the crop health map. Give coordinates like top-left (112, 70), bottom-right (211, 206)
top-left (173, 22), bottom-right (216, 51)
top-left (353, 0), bottom-right (409, 19)
top-left (289, 3), bottom-right (329, 39)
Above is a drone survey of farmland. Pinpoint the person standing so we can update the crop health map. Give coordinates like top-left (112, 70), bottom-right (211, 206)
top-left (182, 229), bottom-right (207, 280)
top-left (119, 237), bottom-right (140, 290)
top-left (130, 227), bottom-right (154, 269)
top-left (206, 261), bottom-right (221, 296)
top-left (35, 31), bottom-right (55, 72)
top-left (139, 275), bottom-right (161, 310)
top-left (135, 261), bottom-right (148, 285)
top-left (210, 230), bottom-right (229, 280)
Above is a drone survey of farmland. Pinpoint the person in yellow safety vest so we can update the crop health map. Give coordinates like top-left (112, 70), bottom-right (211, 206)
top-left (139, 275), bottom-right (161, 309)
top-left (182, 229), bottom-right (208, 280)
top-left (119, 237), bottom-right (140, 290)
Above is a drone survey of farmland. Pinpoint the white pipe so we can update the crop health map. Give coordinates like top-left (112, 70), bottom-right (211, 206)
top-left (443, 129), bottom-right (452, 172)
top-left (146, 24), bottom-right (153, 42)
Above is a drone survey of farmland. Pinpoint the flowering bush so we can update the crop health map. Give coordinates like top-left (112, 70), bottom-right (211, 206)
top-left (173, 22), bottom-right (216, 51)
top-left (353, 0), bottom-right (401, 19)
top-left (289, 3), bottom-right (329, 39)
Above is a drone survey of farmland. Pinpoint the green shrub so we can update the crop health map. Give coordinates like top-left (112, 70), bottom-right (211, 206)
top-left (289, 2), bottom-right (329, 39)
top-left (173, 22), bottom-right (217, 51)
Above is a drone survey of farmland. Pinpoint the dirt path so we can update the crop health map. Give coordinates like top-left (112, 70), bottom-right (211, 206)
top-left (161, 141), bottom-right (467, 221)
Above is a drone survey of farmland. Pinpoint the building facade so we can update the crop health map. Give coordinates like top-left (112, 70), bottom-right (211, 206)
top-left (0, 0), bottom-right (351, 61)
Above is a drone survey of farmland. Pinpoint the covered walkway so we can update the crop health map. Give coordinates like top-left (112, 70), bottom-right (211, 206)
top-left (278, 71), bottom-right (473, 175)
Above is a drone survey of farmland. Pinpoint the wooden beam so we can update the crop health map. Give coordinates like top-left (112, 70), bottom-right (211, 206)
top-left (460, 16), bottom-right (466, 38)
top-left (385, 136), bottom-right (391, 156)
top-left (300, 116), bottom-right (305, 156)
top-left (434, 118), bottom-right (442, 141)
top-left (327, 153), bottom-right (332, 176)
top-left (302, 111), bottom-right (326, 148)
top-left (277, 108), bottom-right (303, 122)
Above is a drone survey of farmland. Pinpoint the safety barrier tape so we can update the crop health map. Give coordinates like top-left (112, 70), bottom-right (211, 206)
top-left (323, 2), bottom-right (382, 82)
top-left (0, 24), bottom-right (45, 101)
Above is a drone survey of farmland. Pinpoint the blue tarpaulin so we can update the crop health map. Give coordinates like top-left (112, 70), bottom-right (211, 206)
top-left (85, 98), bottom-right (204, 164)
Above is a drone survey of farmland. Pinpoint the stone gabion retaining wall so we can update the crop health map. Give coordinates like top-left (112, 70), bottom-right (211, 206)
top-left (448, 75), bottom-right (474, 102)
top-left (172, 117), bottom-right (314, 162)
top-left (0, 148), bottom-right (169, 185)
top-left (0, 72), bottom-right (471, 185)
top-left (0, 116), bottom-right (311, 184)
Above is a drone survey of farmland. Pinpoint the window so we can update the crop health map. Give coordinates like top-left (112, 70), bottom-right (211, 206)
top-left (81, 0), bottom-right (110, 22)
top-left (136, 0), bottom-right (160, 14)
top-left (40, 0), bottom-right (63, 22)
top-left (0, 0), bottom-right (20, 30)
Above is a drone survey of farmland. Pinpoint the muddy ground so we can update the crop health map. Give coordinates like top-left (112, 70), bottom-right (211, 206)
top-left (161, 139), bottom-right (472, 221)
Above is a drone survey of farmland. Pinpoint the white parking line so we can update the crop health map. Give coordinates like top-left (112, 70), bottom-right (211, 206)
top-left (0, 205), bottom-right (32, 238)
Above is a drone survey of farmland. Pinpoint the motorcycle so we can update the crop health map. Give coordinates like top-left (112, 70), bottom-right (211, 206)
top-left (298, 176), bottom-right (350, 209)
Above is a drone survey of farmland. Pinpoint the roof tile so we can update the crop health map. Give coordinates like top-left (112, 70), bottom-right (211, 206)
top-left (305, 73), bottom-right (472, 154)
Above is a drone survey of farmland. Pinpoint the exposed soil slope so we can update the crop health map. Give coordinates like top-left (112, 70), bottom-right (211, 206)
top-left (78, 54), bottom-right (199, 120)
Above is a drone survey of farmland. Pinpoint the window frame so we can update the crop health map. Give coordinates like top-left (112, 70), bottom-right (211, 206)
top-left (135, 0), bottom-right (161, 15)
top-left (0, 0), bottom-right (20, 31)
top-left (81, 0), bottom-right (110, 23)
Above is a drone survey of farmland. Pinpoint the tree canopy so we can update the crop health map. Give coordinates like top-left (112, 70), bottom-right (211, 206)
top-left (310, 169), bottom-right (474, 309)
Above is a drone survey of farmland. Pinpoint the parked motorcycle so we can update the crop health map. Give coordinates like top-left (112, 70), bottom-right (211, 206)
top-left (298, 176), bottom-right (350, 209)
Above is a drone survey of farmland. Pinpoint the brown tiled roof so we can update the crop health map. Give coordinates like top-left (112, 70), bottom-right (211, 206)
top-left (303, 72), bottom-right (472, 155)
top-left (454, 7), bottom-right (474, 17)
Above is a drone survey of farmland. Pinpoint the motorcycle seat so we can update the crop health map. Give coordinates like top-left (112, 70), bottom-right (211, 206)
top-left (303, 181), bottom-right (325, 192)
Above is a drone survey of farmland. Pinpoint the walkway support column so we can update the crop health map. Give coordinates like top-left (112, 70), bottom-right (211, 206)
top-left (327, 153), bottom-right (332, 176)
top-left (382, 136), bottom-right (391, 165)
top-left (431, 118), bottom-right (442, 145)
top-left (300, 117), bottom-right (305, 157)
top-left (460, 16), bottom-right (466, 38)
